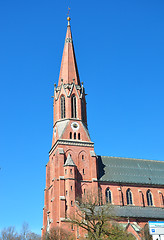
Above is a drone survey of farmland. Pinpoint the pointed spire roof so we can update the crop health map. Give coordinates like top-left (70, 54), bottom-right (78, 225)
top-left (64, 153), bottom-right (76, 167)
top-left (58, 18), bottom-right (80, 86)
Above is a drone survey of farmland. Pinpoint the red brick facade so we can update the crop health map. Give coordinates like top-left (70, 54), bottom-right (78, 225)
top-left (99, 184), bottom-right (164, 208)
top-left (42, 19), bottom-right (164, 239)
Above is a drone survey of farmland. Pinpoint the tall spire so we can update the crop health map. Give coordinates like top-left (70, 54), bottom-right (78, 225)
top-left (58, 17), bottom-right (80, 86)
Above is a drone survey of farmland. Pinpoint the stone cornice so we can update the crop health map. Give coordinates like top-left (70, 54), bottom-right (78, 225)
top-left (49, 139), bottom-right (94, 156)
top-left (98, 180), bottom-right (164, 188)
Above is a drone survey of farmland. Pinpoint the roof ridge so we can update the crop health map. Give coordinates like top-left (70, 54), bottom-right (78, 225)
top-left (99, 155), bottom-right (164, 163)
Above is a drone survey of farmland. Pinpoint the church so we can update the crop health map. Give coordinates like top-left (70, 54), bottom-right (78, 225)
top-left (42, 17), bottom-right (164, 239)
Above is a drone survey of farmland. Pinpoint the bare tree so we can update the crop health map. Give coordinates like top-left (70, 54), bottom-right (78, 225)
top-left (42, 226), bottom-right (75, 240)
top-left (0, 226), bottom-right (20, 240)
top-left (0, 224), bottom-right (41, 240)
top-left (20, 222), bottom-right (30, 240)
top-left (141, 224), bottom-right (152, 240)
top-left (68, 194), bottom-right (136, 240)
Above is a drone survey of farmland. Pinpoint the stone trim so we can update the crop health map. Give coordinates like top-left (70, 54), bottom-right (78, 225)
top-left (59, 176), bottom-right (64, 180)
top-left (60, 218), bottom-right (67, 222)
top-left (90, 150), bottom-right (96, 157)
top-left (92, 178), bottom-right (98, 182)
top-left (58, 148), bottom-right (64, 154)
top-left (54, 118), bottom-right (83, 126)
top-left (59, 196), bottom-right (66, 200)
top-left (49, 139), bottom-right (94, 155)
top-left (65, 177), bottom-right (76, 180)
top-left (98, 180), bottom-right (164, 187)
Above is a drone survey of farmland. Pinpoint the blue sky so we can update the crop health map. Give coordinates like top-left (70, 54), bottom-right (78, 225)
top-left (0, 0), bottom-right (164, 235)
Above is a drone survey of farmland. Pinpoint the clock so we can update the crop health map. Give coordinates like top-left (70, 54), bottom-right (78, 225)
top-left (71, 122), bottom-right (79, 131)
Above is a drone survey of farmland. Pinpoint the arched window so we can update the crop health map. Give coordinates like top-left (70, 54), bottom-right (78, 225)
top-left (139, 191), bottom-right (145, 207)
top-left (105, 188), bottom-right (112, 204)
top-left (61, 95), bottom-right (65, 119)
top-left (147, 190), bottom-right (153, 206)
top-left (71, 95), bottom-right (77, 118)
top-left (126, 188), bottom-right (133, 205)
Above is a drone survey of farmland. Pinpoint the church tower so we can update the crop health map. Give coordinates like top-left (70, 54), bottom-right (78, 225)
top-left (42, 17), bottom-right (98, 235)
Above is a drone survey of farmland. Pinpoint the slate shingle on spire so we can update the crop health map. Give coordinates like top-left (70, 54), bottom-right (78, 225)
top-left (58, 18), bottom-right (80, 86)
top-left (64, 153), bottom-right (76, 167)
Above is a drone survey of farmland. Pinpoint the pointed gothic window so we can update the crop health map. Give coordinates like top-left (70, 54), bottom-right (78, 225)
top-left (105, 188), bottom-right (112, 204)
top-left (71, 95), bottom-right (77, 118)
top-left (126, 189), bottom-right (133, 205)
top-left (139, 191), bottom-right (145, 207)
top-left (61, 95), bottom-right (65, 119)
top-left (147, 190), bottom-right (153, 206)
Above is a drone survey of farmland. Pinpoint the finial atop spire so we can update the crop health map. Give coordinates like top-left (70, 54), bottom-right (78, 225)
top-left (67, 7), bottom-right (71, 26)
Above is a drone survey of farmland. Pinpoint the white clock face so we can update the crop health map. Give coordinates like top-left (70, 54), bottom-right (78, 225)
top-left (71, 122), bottom-right (79, 131)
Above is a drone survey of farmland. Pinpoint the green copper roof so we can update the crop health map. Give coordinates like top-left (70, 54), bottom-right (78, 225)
top-left (98, 156), bottom-right (164, 185)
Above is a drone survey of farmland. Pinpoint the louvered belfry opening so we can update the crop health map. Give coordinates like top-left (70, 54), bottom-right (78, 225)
top-left (71, 95), bottom-right (76, 118)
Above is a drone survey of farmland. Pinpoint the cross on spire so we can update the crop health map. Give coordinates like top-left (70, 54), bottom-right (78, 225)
top-left (67, 7), bottom-right (71, 25)
top-left (67, 7), bottom-right (70, 17)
